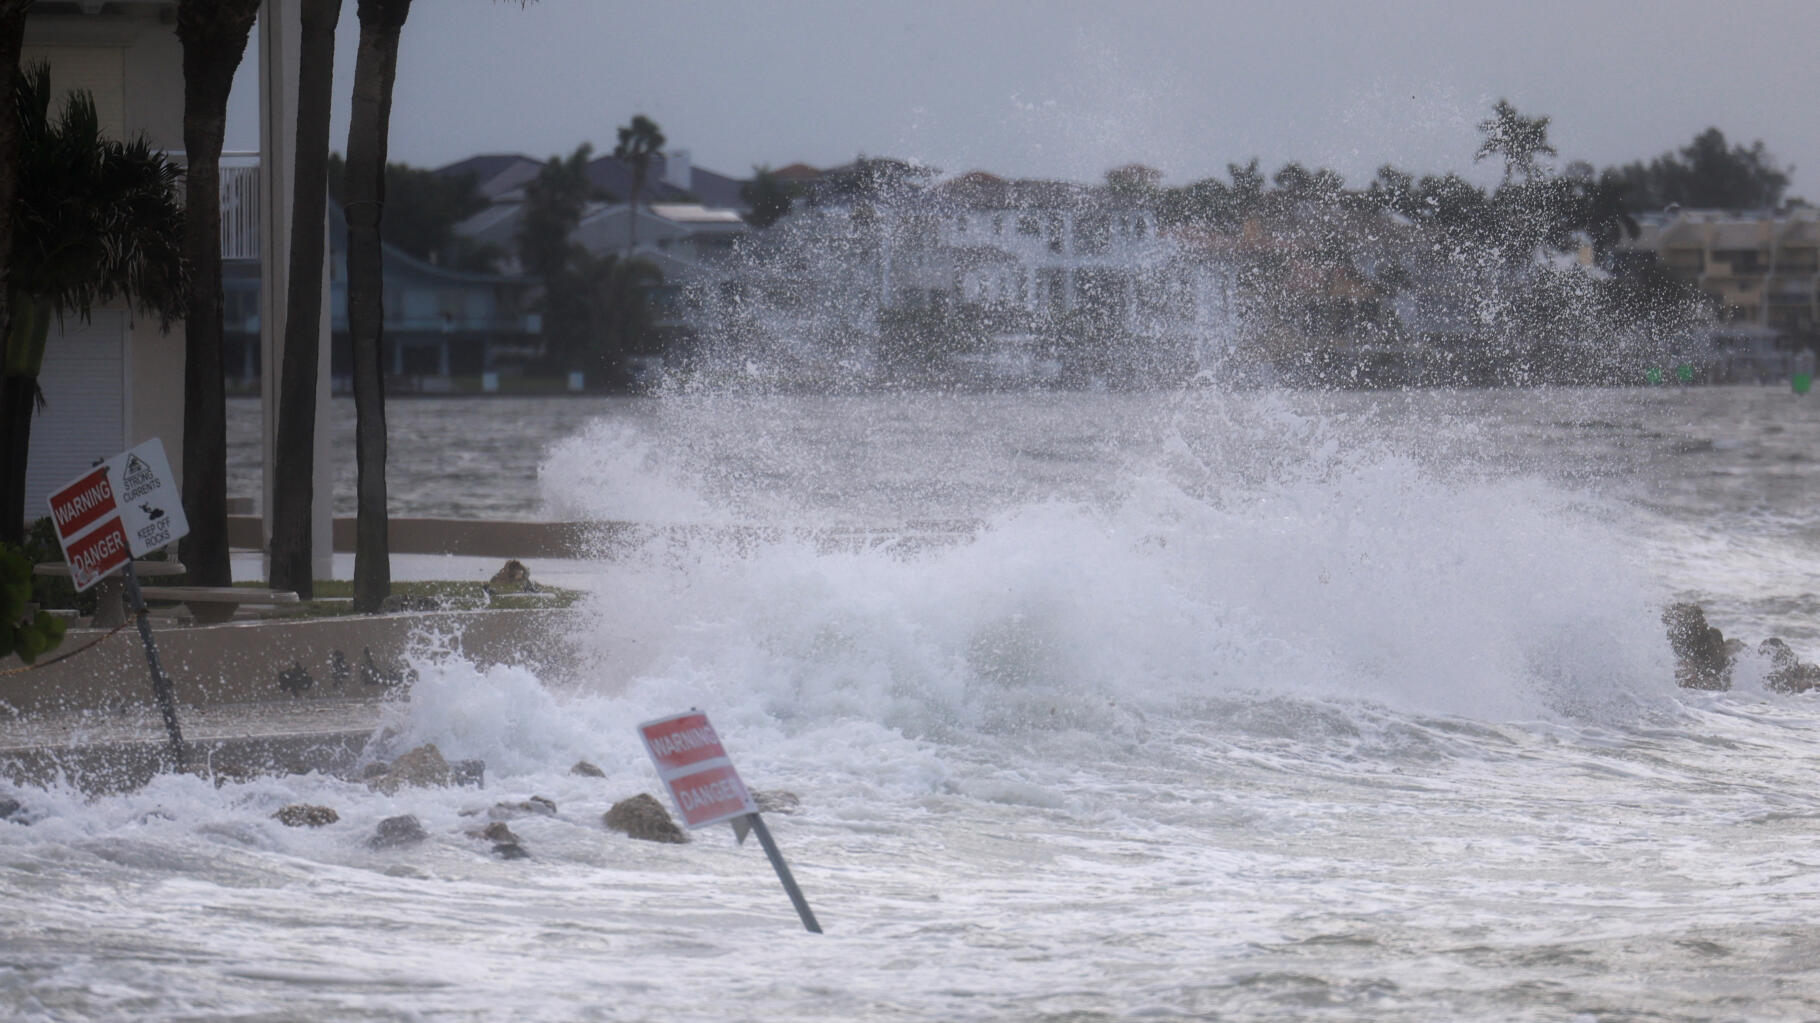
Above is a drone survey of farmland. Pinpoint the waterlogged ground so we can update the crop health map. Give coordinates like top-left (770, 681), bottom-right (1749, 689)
top-left (6, 675), bottom-right (1820, 1021)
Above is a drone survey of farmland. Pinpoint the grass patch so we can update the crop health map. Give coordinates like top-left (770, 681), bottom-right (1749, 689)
top-left (141, 579), bottom-right (582, 620)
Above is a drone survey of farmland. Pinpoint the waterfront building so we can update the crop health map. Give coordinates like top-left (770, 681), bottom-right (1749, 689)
top-left (1627, 206), bottom-right (1820, 337)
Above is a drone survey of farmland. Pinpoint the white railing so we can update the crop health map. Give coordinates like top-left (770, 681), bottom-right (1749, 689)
top-left (166, 150), bottom-right (261, 261)
top-left (219, 153), bottom-right (260, 261)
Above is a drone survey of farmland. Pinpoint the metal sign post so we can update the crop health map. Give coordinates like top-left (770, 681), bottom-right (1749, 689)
top-left (121, 562), bottom-right (185, 770)
top-left (47, 440), bottom-right (191, 770)
top-left (638, 710), bottom-right (823, 933)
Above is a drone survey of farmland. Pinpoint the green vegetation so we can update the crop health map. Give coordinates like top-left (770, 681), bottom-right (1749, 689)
top-left (1, 65), bottom-right (188, 547)
top-left (216, 578), bottom-right (581, 620)
top-left (0, 543), bottom-right (65, 663)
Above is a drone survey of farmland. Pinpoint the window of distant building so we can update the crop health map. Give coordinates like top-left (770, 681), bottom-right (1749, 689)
top-left (1714, 249), bottom-right (1764, 274)
top-left (1075, 213), bottom-right (1111, 255)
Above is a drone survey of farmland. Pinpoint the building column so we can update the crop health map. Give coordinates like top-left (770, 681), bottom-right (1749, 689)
top-left (258, 0), bottom-right (334, 581)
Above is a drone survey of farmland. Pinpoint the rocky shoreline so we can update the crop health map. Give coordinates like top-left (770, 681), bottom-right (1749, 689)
top-left (1663, 602), bottom-right (1820, 693)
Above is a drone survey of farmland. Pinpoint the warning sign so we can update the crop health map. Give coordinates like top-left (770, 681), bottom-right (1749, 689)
top-left (62, 515), bottom-right (132, 591)
top-left (48, 465), bottom-right (116, 541)
top-left (45, 438), bottom-right (189, 590)
top-left (638, 711), bottom-right (758, 829)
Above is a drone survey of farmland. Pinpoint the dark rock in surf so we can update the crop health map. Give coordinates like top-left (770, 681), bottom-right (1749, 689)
top-left (0, 797), bottom-right (25, 823)
top-left (493, 841), bottom-right (531, 860)
top-left (451, 759), bottom-right (486, 788)
top-left (488, 796), bottom-right (556, 820)
top-left (479, 821), bottom-right (520, 844)
top-left (753, 789), bottom-right (802, 815)
top-left (367, 744), bottom-right (452, 794)
top-left (1759, 638), bottom-right (1820, 693)
top-left (1663, 603), bottom-right (1733, 690)
top-left (369, 814), bottom-right (428, 849)
top-left (274, 804), bottom-right (339, 828)
top-left (603, 793), bottom-right (688, 844)
top-left (570, 760), bottom-right (605, 778)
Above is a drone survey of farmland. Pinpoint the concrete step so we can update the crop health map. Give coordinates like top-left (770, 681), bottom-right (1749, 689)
top-left (0, 697), bottom-right (391, 793)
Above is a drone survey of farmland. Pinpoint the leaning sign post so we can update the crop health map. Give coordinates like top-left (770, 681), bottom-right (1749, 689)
top-left (638, 710), bottom-right (822, 934)
top-left (46, 438), bottom-right (190, 769)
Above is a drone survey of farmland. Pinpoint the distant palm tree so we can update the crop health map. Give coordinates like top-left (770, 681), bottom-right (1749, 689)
top-left (613, 114), bottom-right (665, 251)
top-left (269, 0), bottom-right (346, 599)
top-left (176, 0), bottom-right (263, 586)
top-left (0, 65), bottom-right (188, 545)
top-left (344, 0), bottom-right (413, 613)
top-left (1475, 99), bottom-right (1557, 186)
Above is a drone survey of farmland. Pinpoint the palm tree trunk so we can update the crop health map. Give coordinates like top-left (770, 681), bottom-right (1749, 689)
top-left (0, 0), bottom-right (34, 547)
top-left (176, 0), bottom-right (261, 586)
top-left (269, 0), bottom-right (345, 599)
top-left (345, 0), bottom-right (411, 613)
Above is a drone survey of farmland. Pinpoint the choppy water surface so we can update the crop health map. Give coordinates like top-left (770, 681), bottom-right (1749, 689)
top-left (12, 384), bottom-right (1820, 1021)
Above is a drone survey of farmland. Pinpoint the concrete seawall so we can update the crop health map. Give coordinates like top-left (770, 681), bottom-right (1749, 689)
top-left (1, 608), bottom-right (578, 792)
top-left (1, 608), bottom-right (576, 716)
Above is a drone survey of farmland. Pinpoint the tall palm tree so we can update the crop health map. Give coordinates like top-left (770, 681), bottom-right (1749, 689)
top-left (175, 0), bottom-right (262, 586)
top-left (345, 0), bottom-right (412, 613)
top-left (613, 114), bottom-right (664, 252)
top-left (269, 0), bottom-right (345, 599)
top-left (0, 66), bottom-right (188, 545)
top-left (0, 0), bottom-right (36, 546)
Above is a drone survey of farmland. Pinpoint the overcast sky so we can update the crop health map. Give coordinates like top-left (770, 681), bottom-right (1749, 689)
top-left (227, 0), bottom-right (1819, 200)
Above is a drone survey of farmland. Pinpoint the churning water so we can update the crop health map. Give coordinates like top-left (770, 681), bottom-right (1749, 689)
top-left (13, 385), bottom-right (1820, 1021)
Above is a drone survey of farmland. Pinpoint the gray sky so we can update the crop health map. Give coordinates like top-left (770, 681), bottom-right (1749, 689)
top-left (228, 0), bottom-right (1820, 199)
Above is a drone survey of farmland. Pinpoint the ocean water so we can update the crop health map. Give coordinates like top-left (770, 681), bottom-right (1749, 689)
top-left (12, 385), bottom-right (1820, 1021)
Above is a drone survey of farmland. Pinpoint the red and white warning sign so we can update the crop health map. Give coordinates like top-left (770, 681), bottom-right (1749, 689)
top-left (638, 711), bottom-right (758, 829)
top-left (46, 438), bottom-right (189, 590)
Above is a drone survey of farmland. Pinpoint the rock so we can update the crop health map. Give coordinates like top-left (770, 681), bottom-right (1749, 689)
top-left (489, 559), bottom-right (537, 593)
top-left (0, 797), bottom-right (25, 823)
top-left (1663, 602), bottom-right (1733, 690)
top-left (369, 814), bottom-right (428, 849)
top-left (602, 793), bottom-right (688, 844)
top-left (570, 760), bottom-right (605, 778)
top-left (451, 759), bottom-right (486, 788)
top-left (489, 796), bottom-right (557, 819)
top-left (367, 743), bottom-right (451, 794)
top-left (360, 760), bottom-right (391, 781)
top-left (1760, 638), bottom-right (1820, 693)
top-left (273, 804), bottom-right (339, 828)
top-left (753, 789), bottom-right (802, 815)
top-left (493, 842), bottom-right (531, 860)
top-left (481, 821), bottom-right (520, 844)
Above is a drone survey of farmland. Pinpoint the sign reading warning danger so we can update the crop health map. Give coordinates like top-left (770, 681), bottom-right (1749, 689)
top-left (638, 711), bottom-right (758, 829)
top-left (46, 438), bottom-right (189, 590)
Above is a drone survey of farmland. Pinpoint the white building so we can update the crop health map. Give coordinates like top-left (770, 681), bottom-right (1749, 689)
top-left (24, 0), bottom-right (329, 575)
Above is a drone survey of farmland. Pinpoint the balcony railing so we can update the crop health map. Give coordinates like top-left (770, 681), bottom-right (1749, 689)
top-left (167, 150), bottom-right (261, 261)
top-left (219, 153), bottom-right (259, 262)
